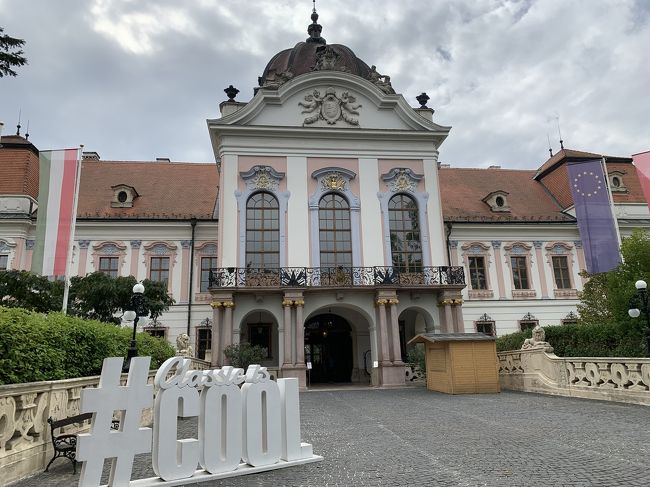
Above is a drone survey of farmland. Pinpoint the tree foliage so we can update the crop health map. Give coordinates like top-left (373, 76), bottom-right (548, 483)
top-left (0, 306), bottom-right (175, 384)
top-left (223, 342), bottom-right (268, 370)
top-left (0, 27), bottom-right (27, 77)
top-left (0, 270), bottom-right (174, 324)
top-left (577, 229), bottom-right (650, 335)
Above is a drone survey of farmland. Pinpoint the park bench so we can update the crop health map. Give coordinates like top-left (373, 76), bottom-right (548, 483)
top-left (45, 413), bottom-right (119, 474)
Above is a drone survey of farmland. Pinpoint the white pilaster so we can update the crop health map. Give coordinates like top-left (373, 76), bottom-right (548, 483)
top-left (358, 158), bottom-right (383, 267)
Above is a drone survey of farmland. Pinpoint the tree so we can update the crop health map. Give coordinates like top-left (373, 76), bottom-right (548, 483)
top-left (0, 270), bottom-right (64, 312)
top-left (68, 273), bottom-right (175, 324)
top-left (0, 28), bottom-right (27, 78)
top-left (577, 229), bottom-right (650, 335)
top-left (223, 342), bottom-right (268, 370)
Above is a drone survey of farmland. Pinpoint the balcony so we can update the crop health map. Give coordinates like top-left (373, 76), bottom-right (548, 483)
top-left (208, 266), bottom-right (465, 290)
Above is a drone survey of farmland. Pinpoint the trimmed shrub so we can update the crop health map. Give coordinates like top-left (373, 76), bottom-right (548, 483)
top-left (407, 345), bottom-right (426, 377)
top-left (223, 342), bottom-right (268, 370)
top-left (0, 306), bottom-right (175, 385)
top-left (496, 322), bottom-right (644, 357)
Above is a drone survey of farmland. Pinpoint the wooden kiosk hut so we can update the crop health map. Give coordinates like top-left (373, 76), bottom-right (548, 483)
top-left (408, 333), bottom-right (500, 394)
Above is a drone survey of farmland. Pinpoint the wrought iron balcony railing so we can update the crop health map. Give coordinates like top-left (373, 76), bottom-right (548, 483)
top-left (208, 266), bottom-right (465, 289)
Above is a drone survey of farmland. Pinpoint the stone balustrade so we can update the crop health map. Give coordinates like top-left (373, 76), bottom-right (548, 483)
top-left (498, 349), bottom-right (650, 406)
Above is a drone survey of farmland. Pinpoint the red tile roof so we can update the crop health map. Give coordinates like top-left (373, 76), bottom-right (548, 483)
top-left (439, 167), bottom-right (573, 222)
top-left (0, 135), bottom-right (39, 199)
top-left (77, 160), bottom-right (218, 220)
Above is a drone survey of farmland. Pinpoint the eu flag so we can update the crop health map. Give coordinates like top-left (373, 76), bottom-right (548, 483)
top-left (567, 159), bottom-right (621, 273)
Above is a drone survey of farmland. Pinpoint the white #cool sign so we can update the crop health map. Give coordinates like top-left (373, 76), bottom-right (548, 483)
top-left (76, 356), bottom-right (322, 487)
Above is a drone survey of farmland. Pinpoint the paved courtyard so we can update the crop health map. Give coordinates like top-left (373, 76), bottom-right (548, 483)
top-left (15, 387), bottom-right (650, 486)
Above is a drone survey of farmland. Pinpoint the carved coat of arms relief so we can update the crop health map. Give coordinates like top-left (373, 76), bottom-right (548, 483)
top-left (299, 87), bottom-right (362, 126)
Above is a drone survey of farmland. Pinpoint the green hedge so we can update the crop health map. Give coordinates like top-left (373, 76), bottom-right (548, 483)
top-left (496, 322), bottom-right (645, 357)
top-left (0, 307), bottom-right (175, 385)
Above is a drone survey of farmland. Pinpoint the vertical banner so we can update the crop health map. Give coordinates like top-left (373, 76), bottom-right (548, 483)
top-left (633, 151), bottom-right (650, 210)
top-left (567, 159), bottom-right (621, 274)
top-left (32, 148), bottom-right (80, 277)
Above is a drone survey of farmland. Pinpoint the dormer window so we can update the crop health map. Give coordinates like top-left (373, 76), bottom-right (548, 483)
top-left (608, 171), bottom-right (627, 192)
top-left (482, 190), bottom-right (511, 212)
top-left (111, 184), bottom-right (138, 208)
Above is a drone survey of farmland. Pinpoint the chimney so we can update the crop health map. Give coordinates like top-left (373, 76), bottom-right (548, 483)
top-left (82, 151), bottom-right (100, 160)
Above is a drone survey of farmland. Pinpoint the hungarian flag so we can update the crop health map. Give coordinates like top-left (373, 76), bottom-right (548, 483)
top-left (32, 149), bottom-right (81, 277)
top-left (567, 159), bottom-right (621, 274)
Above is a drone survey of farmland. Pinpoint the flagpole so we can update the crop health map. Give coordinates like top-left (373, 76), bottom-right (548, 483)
top-left (62, 145), bottom-right (83, 314)
top-left (602, 155), bottom-right (624, 256)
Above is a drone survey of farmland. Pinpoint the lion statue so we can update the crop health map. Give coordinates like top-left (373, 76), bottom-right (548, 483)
top-left (176, 333), bottom-right (194, 358)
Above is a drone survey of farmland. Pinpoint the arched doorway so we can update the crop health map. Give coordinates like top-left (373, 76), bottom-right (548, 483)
top-left (304, 313), bottom-right (353, 383)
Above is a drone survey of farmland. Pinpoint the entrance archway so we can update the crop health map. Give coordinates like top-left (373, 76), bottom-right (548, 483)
top-left (304, 313), bottom-right (353, 383)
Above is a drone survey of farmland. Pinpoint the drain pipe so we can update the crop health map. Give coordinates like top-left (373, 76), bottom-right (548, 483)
top-left (445, 222), bottom-right (453, 266)
top-left (187, 219), bottom-right (197, 335)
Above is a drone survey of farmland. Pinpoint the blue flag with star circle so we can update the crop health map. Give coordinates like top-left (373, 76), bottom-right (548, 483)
top-left (567, 159), bottom-right (621, 274)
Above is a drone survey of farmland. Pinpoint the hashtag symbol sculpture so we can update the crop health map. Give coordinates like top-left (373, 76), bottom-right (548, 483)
top-left (77, 357), bottom-right (153, 487)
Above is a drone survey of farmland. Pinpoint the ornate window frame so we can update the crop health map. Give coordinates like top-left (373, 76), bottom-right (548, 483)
top-left (377, 168), bottom-right (431, 267)
top-left (195, 242), bottom-right (218, 299)
top-left (309, 167), bottom-right (361, 268)
top-left (235, 166), bottom-right (289, 268)
top-left (461, 242), bottom-right (493, 299)
top-left (562, 311), bottom-right (579, 325)
top-left (143, 241), bottom-right (178, 291)
top-left (519, 312), bottom-right (538, 332)
top-left (91, 241), bottom-right (127, 276)
top-left (474, 313), bottom-right (496, 336)
top-left (504, 242), bottom-right (536, 298)
top-left (110, 184), bottom-right (138, 208)
top-left (195, 319), bottom-right (212, 361)
top-left (608, 170), bottom-right (628, 193)
top-left (0, 239), bottom-right (17, 270)
top-left (545, 242), bottom-right (577, 298)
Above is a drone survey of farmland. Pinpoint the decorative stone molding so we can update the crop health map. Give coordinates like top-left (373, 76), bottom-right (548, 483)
top-left (142, 241), bottom-right (178, 290)
top-left (461, 242), bottom-right (493, 298)
top-left (608, 170), bottom-right (628, 193)
top-left (25, 240), bottom-right (35, 250)
top-left (381, 168), bottom-right (423, 194)
top-left (544, 241), bottom-right (577, 297)
top-left (130, 240), bottom-right (142, 249)
top-left (0, 239), bottom-right (16, 269)
top-left (498, 349), bottom-right (650, 407)
top-left (482, 190), bottom-right (510, 212)
top-left (240, 165), bottom-right (285, 192)
top-left (78, 240), bottom-right (91, 249)
top-left (312, 45), bottom-right (350, 73)
top-left (90, 241), bottom-right (127, 273)
top-left (491, 240), bottom-right (502, 249)
top-left (110, 184), bottom-right (138, 208)
top-left (180, 240), bottom-right (192, 249)
top-left (367, 65), bottom-right (395, 94)
top-left (299, 87), bottom-right (361, 126)
top-left (504, 242), bottom-right (536, 298)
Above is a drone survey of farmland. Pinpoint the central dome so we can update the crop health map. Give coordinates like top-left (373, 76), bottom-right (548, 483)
top-left (257, 9), bottom-right (395, 94)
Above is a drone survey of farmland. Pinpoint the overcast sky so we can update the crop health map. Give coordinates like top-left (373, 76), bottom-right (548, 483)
top-left (1, 0), bottom-right (649, 168)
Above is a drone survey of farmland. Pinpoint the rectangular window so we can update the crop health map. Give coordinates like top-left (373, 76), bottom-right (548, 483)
top-left (150, 256), bottom-right (170, 285)
top-left (248, 323), bottom-right (272, 359)
top-left (98, 256), bottom-right (119, 278)
top-left (196, 327), bottom-right (212, 361)
top-left (468, 256), bottom-right (487, 290)
top-left (476, 321), bottom-right (495, 336)
top-left (511, 256), bottom-right (529, 289)
top-left (552, 256), bottom-right (571, 289)
top-left (200, 257), bottom-right (218, 292)
top-left (520, 321), bottom-right (537, 332)
top-left (0, 254), bottom-right (8, 270)
top-left (144, 328), bottom-right (166, 339)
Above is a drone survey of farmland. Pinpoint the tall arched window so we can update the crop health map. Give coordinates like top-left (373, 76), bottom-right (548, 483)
top-left (246, 192), bottom-right (279, 268)
top-left (388, 194), bottom-right (422, 272)
top-left (319, 193), bottom-right (352, 268)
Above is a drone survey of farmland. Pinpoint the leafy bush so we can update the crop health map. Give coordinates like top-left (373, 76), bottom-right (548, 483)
top-left (0, 306), bottom-right (175, 385)
top-left (496, 322), bottom-right (644, 357)
top-left (407, 345), bottom-right (426, 377)
top-left (223, 342), bottom-right (268, 370)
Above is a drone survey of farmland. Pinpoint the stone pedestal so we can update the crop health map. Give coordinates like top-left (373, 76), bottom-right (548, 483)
top-left (378, 364), bottom-right (406, 387)
top-left (281, 366), bottom-right (307, 390)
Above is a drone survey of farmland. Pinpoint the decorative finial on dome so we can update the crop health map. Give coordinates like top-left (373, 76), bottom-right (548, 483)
top-left (224, 85), bottom-right (239, 101)
top-left (307, 0), bottom-right (326, 44)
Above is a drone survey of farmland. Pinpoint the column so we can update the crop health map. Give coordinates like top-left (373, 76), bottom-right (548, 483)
top-left (78, 240), bottom-right (91, 275)
top-left (129, 240), bottom-right (141, 278)
top-left (295, 299), bottom-right (305, 366)
top-left (223, 301), bottom-right (234, 357)
top-left (282, 298), bottom-right (293, 368)
top-left (24, 240), bottom-right (34, 271)
top-left (534, 241), bottom-right (549, 299)
top-left (180, 240), bottom-right (191, 303)
top-left (491, 241), bottom-right (506, 299)
top-left (452, 298), bottom-right (465, 333)
top-left (388, 298), bottom-right (403, 365)
top-left (210, 301), bottom-right (222, 367)
top-left (376, 299), bottom-right (391, 365)
top-left (574, 241), bottom-right (588, 286)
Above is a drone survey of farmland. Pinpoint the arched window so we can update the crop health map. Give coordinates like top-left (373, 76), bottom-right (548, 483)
top-left (319, 193), bottom-right (352, 268)
top-left (388, 194), bottom-right (422, 272)
top-left (246, 192), bottom-right (279, 268)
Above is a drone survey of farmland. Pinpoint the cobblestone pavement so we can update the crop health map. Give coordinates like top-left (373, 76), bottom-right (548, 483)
top-left (13, 388), bottom-right (650, 486)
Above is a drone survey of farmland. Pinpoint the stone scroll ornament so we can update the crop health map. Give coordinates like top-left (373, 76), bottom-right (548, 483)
top-left (299, 87), bottom-right (361, 126)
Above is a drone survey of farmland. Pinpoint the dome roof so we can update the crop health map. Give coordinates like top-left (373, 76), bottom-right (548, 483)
top-left (257, 9), bottom-right (395, 95)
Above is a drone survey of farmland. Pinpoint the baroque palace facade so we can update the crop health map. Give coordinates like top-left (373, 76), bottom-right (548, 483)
top-left (1, 12), bottom-right (648, 387)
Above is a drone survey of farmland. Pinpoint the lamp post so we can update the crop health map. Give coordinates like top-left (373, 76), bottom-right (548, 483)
top-left (628, 279), bottom-right (650, 358)
top-left (123, 282), bottom-right (148, 371)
